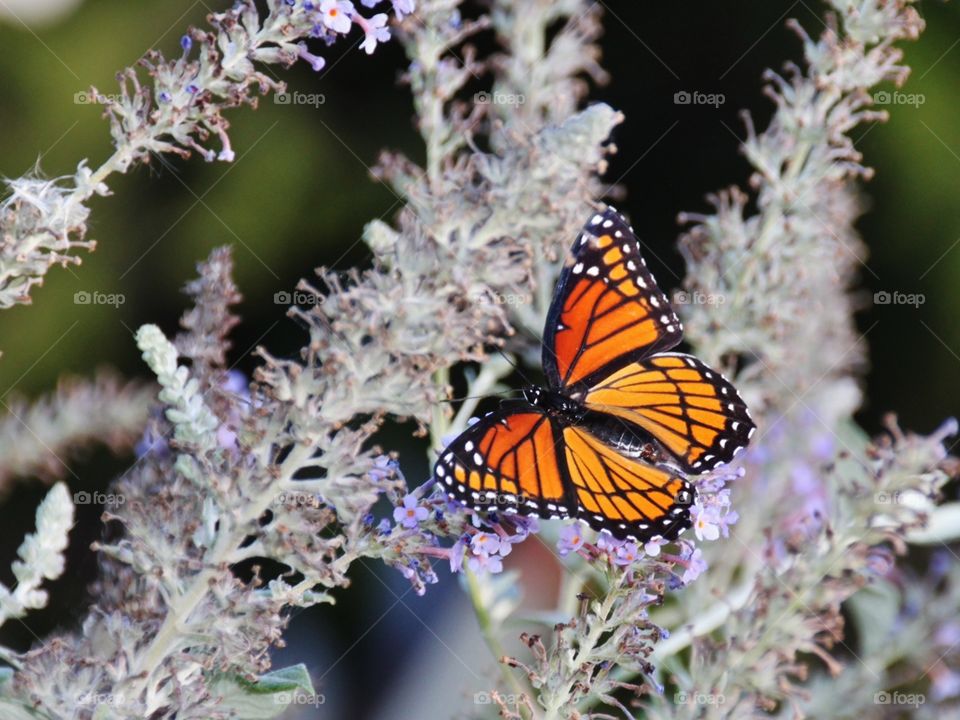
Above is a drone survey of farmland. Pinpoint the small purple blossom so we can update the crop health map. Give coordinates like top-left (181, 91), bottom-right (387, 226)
top-left (359, 13), bottom-right (390, 54)
top-left (509, 515), bottom-right (539, 539)
top-left (643, 536), bottom-right (664, 557)
top-left (135, 421), bottom-right (169, 459)
top-left (448, 535), bottom-right (468, 572)
top-left (393, 494), bottom-right (429, 528)
top-left (680, 547), bottom-right (707, 584)
top-left (216, 425), bottom-right (238, 452)
top-left (471, 532), bottom-right (505, 556)
top-left (691, 503), bottom-right (721, 542)
top-left (320, 0), bottom-right (354, 33)
top-left (467, 552), bottom-right (503, 575)
top-left (931, 667), bottom-right (960, 702)
top-left (368, 454), bottom-right (396, 482)
top-left (296, 42), bottom-right (327, 72)
top-left (391, 0), bottom-right (414, 18)
top-left (613, 541), bottom-right (640, 566)
top-left (596, 532), bottom-right (624, 553)
top-left (557, 523), bottom-right (585, 556)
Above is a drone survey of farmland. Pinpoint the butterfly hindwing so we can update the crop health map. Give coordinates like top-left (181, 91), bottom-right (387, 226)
top-left (543, 207), bottom-right (683, 390)
top-left (583, 353), bottom-right (755, 473)
top-left (562, 425), bottom-right (695, 541)
top-left (435, 403), bottom-right (577, 520)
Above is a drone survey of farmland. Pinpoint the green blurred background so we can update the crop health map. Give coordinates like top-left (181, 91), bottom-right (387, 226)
top-left (0, 1), bottom-right (957, 716)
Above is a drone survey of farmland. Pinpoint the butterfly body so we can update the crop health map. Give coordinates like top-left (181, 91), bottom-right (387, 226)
top-left (435, 207), bottom-right (755, 542)
top-left (522, 386), bottom-right (663, 462)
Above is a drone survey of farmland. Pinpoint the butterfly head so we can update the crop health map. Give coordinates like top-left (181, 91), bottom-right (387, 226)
top-left (522, 386), bottom-right (543, 404)
top-left (523, 386), bottom-right (585, 422)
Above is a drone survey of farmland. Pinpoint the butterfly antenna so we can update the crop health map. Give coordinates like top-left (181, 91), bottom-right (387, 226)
top-left (493, 346), bottom-right (536, 389)
top-left (435, 389), bottom-right (517, 404)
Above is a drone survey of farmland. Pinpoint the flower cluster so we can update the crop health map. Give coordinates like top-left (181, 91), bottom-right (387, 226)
top-left (0, 0), bottom-right (413, 310)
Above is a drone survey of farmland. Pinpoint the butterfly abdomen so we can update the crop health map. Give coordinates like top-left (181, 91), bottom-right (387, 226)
top-left (578, 411), bottom-right (665, 463)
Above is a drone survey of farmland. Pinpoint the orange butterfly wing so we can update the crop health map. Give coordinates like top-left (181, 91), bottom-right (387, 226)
top-left (583, 353), bottom-right (755, 473)
top-left (435, 404), bottom-right (697, 542)
top-left (543, 209), bottom-right (682, 389)
top-left (435, 405), bottom-right (576, 519)
top-left (562, 425), bottom-right (695, 540)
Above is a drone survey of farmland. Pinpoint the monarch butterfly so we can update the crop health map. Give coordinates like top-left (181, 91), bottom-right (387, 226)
top-left (435, 207), bottom-right (755, 542)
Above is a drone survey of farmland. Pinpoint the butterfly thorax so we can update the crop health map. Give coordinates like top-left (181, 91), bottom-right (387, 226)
top-left (522, 386), bottom-right (586, 422)
top-left (522, 386), bottom-right (665, 464)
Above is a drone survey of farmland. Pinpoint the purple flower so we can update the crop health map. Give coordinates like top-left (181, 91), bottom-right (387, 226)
top-left (471, 532), bottom-right (506, 557)
top-left (613, 541), bottom-right (640, 566)
top-left (681, 547), bottom-right (707, 584)
top-left (360, 13), bottom-right (390, 54)
top-left (716, 509), bottom-right (738, 538)
top-left (596, 532), bottom-right (624, 553)
top-left (391, 0), bottom-right (414, 18)
top-left (643, 536), bottom-right (664, 557)
top-left (222, 369), bottom-right (249, 397)
top-left (135, 419), bottom-right (169, 459)
top-left (510, 515), bottom-right (539, 539)
top-left (449, 536), bottom-right (468, 573)
top-left (320, 0), bottom-right (354, 33)
top-left (691, 503), bottom-right (721, 542)
top-left (368, 455), bottom-right (395, 482)
top-left (393, 494), bottom-right (429, 528)
top-left (931, 667), bottom-right (960, 702)
top-left (557, 523), bottom-right (585, 556)
top-left (296, 42), bottom-right (327, 72)
top-left (216, 425), bottom-right (238, 452)
top-left (467, 552), bottom-right (503, 574)
top-left (935, 622), bottom-right (960, 648)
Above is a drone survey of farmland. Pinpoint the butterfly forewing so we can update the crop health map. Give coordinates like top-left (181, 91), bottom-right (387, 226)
top-left (542, 208), bottom-right (683, 390)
